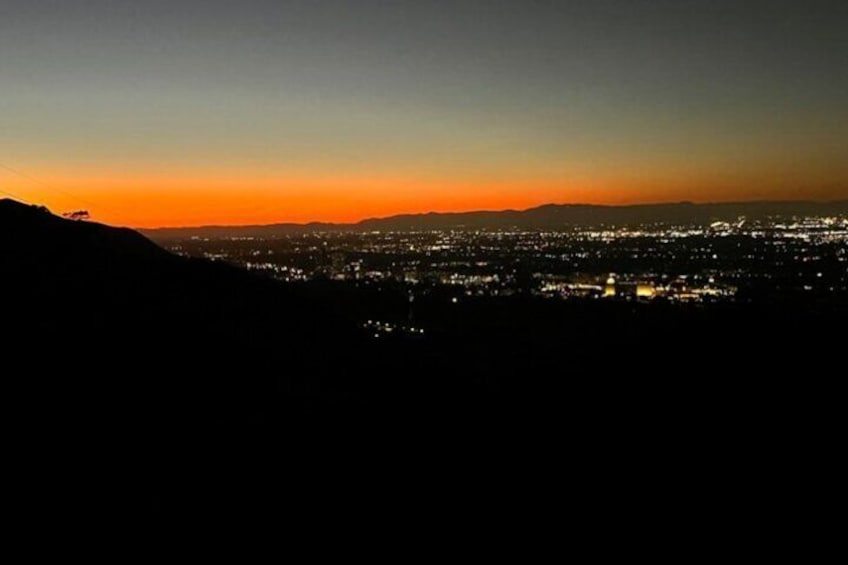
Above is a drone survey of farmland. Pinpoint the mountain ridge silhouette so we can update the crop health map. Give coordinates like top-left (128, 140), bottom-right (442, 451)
top-left (141, 199), bottom-right (848, 238)
top-left (0, 197), bottom-right (358, 388)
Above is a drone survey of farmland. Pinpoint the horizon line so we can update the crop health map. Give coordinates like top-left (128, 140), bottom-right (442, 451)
top-left (134, 196), bottom-right (847, 231)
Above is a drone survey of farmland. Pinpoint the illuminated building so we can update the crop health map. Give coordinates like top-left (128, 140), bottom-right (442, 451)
top-left (636, 284), bottom-right (655, 298)
top-left (604, 274), bottom-right (616, 297)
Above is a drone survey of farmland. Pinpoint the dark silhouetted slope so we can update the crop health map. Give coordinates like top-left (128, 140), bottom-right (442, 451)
top-left (3, 198), bottom-right (842, 524)
top-left (1, 199), bottom-right (370, 518)
top-left (1, 199), bottom-right (348, 342)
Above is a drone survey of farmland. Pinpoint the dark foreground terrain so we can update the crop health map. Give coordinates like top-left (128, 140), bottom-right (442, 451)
top-left (2, 199), bottom-right (842, 525)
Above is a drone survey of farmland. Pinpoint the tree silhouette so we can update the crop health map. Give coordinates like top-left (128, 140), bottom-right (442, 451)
top-left (63, 210), bottom-right (90, 221)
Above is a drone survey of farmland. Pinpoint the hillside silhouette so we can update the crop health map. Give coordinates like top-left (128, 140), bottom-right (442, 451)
top-left (1, 198), bottom-right (360, 381)
top-left (1, 199), bottom-right (372, 519)
top-left (3, 198), bottom-right (841, 523)
top-left (143, 199), bottom-right (848, 239)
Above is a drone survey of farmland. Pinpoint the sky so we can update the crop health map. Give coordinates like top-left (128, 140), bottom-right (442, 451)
top-left (1, 0), bottom-right (847, 227)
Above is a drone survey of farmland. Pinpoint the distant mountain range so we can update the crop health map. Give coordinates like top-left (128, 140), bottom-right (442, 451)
top-left (143, 199), bottom-right (848, 239)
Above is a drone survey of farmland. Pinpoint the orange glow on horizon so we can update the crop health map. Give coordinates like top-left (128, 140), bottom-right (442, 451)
top-left (2, 166), bottom-right (846, 228)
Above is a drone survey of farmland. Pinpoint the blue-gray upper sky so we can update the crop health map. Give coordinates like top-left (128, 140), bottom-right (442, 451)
top-left (1, 0), bottom-right (846, 225)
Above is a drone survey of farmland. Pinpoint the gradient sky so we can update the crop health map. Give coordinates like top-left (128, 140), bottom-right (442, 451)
top-left (1, 0), bottom-right (847, 227)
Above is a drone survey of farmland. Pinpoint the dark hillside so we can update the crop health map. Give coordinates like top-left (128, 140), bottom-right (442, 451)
top-left (2, 199), bottom-right (840, 523)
